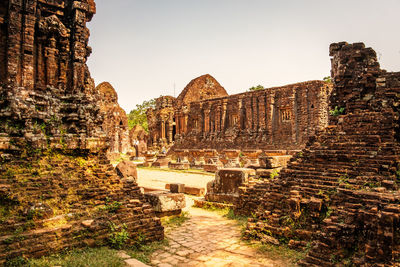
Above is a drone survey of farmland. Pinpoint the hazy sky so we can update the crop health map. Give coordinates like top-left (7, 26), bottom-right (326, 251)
top-left (87, 0), bottom-right (400, 113)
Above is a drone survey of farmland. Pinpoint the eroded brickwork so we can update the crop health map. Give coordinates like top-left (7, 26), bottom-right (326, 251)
top-left (237, 42), bottom-right (400, 266)
top-left (0, 1), bottom-right (163, 263)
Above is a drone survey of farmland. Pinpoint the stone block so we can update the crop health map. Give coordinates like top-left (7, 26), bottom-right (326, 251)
top-left (184, 186), bottom-right (205, 196)
top-left (115, 160), bottom-right (137, 181)
top-left (152, 155), bottom-right (170, 168)
top-left (124, 258), bottom-right (150, 267)
top-left (165, 184), bottom-right (205, 196)
top-left (170, 183), bottom-right (185, 193)
top-left (203, 164), bottom-right (219, 173)
top-left (205, 168), bottom-right (255, 204)
top-left (259, 155), bottom-right (292, 168)
top-left (169, 162), bottom-right (190, 170)
top-left (144, 191), bottom-right (185, 216)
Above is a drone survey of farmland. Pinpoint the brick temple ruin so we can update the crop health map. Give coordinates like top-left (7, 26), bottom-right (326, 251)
top-left (0, 0), bottom-right (163, 263)
top-left (236, 42), bottom-right (400, 266)
top-left (148, 75), bottom-right (332, 151)
top-left (147, 73), bottom-right (332, 172)
top-left (1, 0), bottom-right (399, 265)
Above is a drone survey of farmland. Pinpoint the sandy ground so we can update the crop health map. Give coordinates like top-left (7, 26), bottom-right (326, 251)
top-left (136, 168), bottom-right (215, 191)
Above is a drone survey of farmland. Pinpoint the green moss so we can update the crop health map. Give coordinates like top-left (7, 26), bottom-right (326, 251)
top-left (270, 169), bottom-right (280, 179)
top-left (161, 211), bottom-right (190, 228)
top-left (252, 242), bottom-right (307, 266)
top-left (27, 247), bottom-right (124, 267)
top-left (329, 106), bottom-right (345, 116)
top-left (126, 239), bottom-right (168, 264)
top-left (99, 199), bottom-right (123, 213)
top-left (108, 223), bottom-right (129, 249)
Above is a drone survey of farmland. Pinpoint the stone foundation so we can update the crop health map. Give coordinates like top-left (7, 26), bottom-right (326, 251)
top-left (206, 168), bottom-right (256, 204)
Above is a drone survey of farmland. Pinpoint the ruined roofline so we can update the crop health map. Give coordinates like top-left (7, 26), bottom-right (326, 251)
top-left (185, 79), bottom-right (330, 105)
top-left (176, 74), bottom-right (228, 105)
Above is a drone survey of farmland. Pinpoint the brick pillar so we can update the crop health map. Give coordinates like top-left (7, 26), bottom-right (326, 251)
top-left (258, 93), bottom-right (266, 131)
top-left (21, 0), bottom-right (37, 90)
top-left (221, 100), bottom-right (227, 132)
top-left (7, 0), bottom-right (23, 86)
top-left (204, 109), bottom-right (210, 133)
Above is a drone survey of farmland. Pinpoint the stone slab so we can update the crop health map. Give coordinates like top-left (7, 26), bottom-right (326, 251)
top-left (259, 155), bottom-right (292, 168)
top-left (169, 162), bottom-right (190, 170)
top-left (124, 258), bottom-right (150, 267)
top-left (170, 183), bottom-right (185, 193)
top-left (144, 191), bottom-right (186, 213)
top-left (165, 184), bottom-right (205, 196)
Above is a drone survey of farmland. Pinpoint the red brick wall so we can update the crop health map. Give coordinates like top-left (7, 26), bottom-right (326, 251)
top-left (172, 80), bottom-right (332, 151)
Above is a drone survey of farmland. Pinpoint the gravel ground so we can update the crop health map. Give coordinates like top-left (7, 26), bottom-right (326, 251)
top-left (136, 168), bottom-right (215, 190)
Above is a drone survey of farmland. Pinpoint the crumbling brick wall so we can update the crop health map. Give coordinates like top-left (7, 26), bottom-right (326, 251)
top-left (237, 42), bottom-right (400, 266)
top-left (0, 0), bottom-right (163, 263)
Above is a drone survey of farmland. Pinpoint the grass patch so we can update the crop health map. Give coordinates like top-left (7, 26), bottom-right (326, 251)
top-left (224, 208), bottom-right (248, 227)
top-left (24, 240), bottom-right (169, 267)
top-left (161, 211), bottom-right (190, 228)
top-left (248, 242), bottom-right (307, 267)
top-left (126, 239), bottom-right (169, 264)
top-left (26, 247), bottom-right (124, 267)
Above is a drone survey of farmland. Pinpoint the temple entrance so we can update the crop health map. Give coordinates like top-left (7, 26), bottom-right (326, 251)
top-left (172, 121), bottom-right (176, 142)
top-left (164, 122), bottom-right (168, 143)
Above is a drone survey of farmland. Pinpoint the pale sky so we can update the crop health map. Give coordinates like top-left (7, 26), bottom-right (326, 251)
top-left (87, 0), bottom-right (400, 113)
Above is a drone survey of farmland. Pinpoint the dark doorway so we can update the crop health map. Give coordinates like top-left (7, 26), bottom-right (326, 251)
top-left (172, 123), bottom-right (176, 141)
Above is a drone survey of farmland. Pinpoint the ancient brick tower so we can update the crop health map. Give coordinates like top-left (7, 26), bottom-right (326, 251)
top-left (238, 43), bottom-right (400, 266)
top-left (0, 0), bottom-right (163, 263)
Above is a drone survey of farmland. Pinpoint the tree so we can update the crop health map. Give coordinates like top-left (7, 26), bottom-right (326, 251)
top-left (248, 85), bottom-right (265, 91)
top-left (127, 98), bottom-right (156, 131)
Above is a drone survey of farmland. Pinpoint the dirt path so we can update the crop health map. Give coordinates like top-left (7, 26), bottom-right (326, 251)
top-left (149, 205), bottom-right (288, 267)
top-left (136, 169), bottom-right (296, 267)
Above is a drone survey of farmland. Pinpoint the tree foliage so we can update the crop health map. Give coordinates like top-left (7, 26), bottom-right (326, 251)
top-left (128, 98), bottom-right (156, 131)
top-left (248, 85), bottom-right (265, 91)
